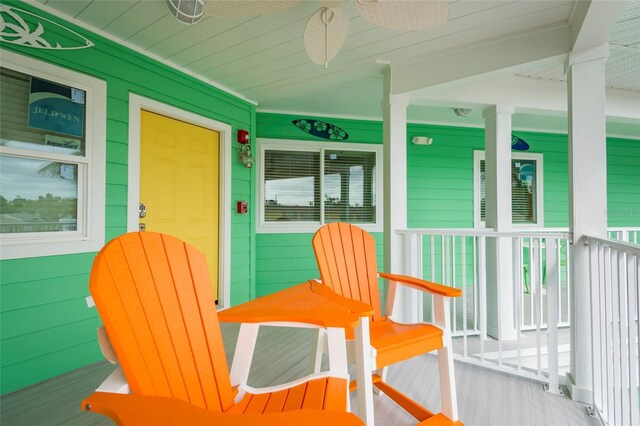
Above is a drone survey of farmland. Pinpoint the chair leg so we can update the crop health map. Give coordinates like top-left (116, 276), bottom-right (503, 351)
top-left (229, 323), bottom-right (259, 388)
top-left (309, 328), bottom-right (326, 374)
top-left (373, 367), bottom-right (387, 395)
top-left (434, 295), bottom-right (459, 422)
top-left (437, 344), bottom-right (459, 421)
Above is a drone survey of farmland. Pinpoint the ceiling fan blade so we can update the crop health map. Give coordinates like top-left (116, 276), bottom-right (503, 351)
top-left (355, 0), bottom-right (449, 30)
top-left (304, 7), bottom-right (349, 67)
top-left (202, 0), bottom-right (301, 17)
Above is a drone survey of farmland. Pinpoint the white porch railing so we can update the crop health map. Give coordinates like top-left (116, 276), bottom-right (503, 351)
top-left (587, 235), bottom-right (640, 426)
top-left (398, 228), bottom-right (572, 389)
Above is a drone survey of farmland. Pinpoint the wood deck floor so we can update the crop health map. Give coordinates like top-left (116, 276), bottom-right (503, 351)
top-left (1, 323), bottom-right (599, 426)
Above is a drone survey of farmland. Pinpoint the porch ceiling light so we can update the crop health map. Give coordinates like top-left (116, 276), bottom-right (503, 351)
top-left (453, 107), bottom-right (472, 117)
top-left (166, 0), bottom-right (205, 25)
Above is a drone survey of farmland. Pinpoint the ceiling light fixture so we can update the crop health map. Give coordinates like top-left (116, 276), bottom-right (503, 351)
top-left (166, 0), bottom-right (205, 25)
top-left (452, 107), bottom-right (472, 117)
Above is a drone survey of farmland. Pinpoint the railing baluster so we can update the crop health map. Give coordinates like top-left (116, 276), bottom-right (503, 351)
top-left (617, 250), bottom-right (630, 425)
top-left (513, 237), bottom-right (523, 372)
top-left (605, 245), bottom-right (614, 425)
top-left (630, 254), bottom-right (640, 426)
top-left (532, 238), bottom-right (541, 376)
top-left (546, 237), bottom-right (560, 394)
top-left (478, 236), bottom-right (487, 359)
top-left (462, 236), bottom-right (468, 358)
top-left (589, 240), bottom-right (603, 418)
top-left (529, 237), bottom-right (535, 329)
top-left (473, 236), bottom-right (478, 333)
top-left (452, 235), bottom-right (458, 334)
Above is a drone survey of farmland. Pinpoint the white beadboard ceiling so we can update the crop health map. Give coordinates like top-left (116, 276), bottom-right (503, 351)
top-left (33, 0), bottom-right (640, 127)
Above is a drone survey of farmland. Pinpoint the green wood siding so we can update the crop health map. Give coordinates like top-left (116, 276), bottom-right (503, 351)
top-left (255, 112), bottom-right (639, 301)
top-left (607, 137), bottom-right (640, 226)
top-left (0, 2), bottom-right (254, 394)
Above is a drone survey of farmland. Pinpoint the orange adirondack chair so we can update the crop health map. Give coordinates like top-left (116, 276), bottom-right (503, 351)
top-left (82, 232), bottom-right (363, 425)
top-left (312, 223), bottom-right (463, 425)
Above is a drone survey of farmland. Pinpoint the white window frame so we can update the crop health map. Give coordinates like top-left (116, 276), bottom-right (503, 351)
top-left (0, 49), bottom-right (106, 260)
top-left (473, 150), bottom-right (544, 228)
top-left (257, 138), bottom-right (383, 234)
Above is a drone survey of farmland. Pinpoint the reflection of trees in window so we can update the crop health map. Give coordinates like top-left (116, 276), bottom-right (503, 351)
top-left (263, 148), bottom-right (377, 224)
top-left (0, 156), bottom-right (79, 233)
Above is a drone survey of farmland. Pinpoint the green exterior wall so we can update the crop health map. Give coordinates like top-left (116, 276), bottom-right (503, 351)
top-left (255, 112), bottom-right (640, 297)
top-left (0, 2), bottom-right (255, 394)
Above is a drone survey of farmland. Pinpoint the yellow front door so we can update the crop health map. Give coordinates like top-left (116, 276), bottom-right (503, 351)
top-left (140, 110), bottom-right (220, 301)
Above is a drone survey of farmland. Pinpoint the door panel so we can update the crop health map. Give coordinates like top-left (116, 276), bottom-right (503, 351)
top-left (140, 110), bottom-right (220, 300)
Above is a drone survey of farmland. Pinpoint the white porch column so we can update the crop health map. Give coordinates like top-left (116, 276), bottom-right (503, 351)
top-left (483, 105), bottom-right (517, 340)
top-left (565, 44), bottom-right (609, 404)
top-left (382, 67), bottom-right (414, 323)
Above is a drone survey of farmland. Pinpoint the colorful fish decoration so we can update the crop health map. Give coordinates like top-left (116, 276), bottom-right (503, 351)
top-left (0, 5), bottom-right (94, 50)
top-left (292, 119), bottom-right (349, 141)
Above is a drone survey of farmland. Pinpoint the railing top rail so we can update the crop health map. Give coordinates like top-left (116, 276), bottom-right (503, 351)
top-left (607, 226), bottom-right (640, 231)
top-left (585, 235), bottom-right (640, 255)
top-left (396, 228), bottom-right (573, 240)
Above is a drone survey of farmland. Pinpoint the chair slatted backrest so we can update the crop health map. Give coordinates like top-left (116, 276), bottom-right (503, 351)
top-left (312, 222), bottom-right (382, 321)
top-left (89, 232), bottom-right (234, 412)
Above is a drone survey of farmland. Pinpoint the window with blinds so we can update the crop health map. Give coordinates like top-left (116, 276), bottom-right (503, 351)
top-left (476, 151), bottom-right (542, 227)
top-left (259, 140), bottom-right (381, 231)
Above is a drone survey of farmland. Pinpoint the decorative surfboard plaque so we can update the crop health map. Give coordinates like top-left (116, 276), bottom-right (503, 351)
top-left (511, 135), bottom-right (530, 151)
top-left (0, 5), bottom-right (94, 50)
top-left (292, 119), bottom-right (349, 141)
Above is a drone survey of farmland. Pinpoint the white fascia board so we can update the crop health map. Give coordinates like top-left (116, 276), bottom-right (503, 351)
top-left (391, 25), bottom-right (572, 95)
top-left (409, 75), bottom-right (640, 122)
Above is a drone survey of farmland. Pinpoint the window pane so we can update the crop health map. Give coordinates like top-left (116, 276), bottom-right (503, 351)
top-left (0, 67), bottom-right (86, 156)
top-left (480, 158), bottom-right (537, 224)
top-left (264, 150), bottom-right (320, 222)
top-left (0, 155), bottom-right (78, 233)
top-left (512, 160), bottom-right (536, 224)
top-left (324, 150), bottom-right (376, 224)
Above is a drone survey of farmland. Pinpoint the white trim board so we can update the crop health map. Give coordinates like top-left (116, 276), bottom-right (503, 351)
top-left (127, 94), bottom-right (232, 309)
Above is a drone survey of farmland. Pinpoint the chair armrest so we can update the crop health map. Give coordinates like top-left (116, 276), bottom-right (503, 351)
top-left (82, 392), bottom-right (364, 425)
top-left (378, 273), bottom-right (462, 297)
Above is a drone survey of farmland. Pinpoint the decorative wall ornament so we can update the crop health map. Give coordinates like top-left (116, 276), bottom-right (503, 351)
top-left (292, 119), bottom-right (348, 141)
top-left (511, 135), bottom-right (530, 151)
top-left (0, 5), bottom-right (94, 50)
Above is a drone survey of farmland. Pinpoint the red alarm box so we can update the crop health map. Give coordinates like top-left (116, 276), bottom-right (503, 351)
top-left (237, 129), bottom-right (250, 144)
top-left (237, 201), bottom-right (248, 214)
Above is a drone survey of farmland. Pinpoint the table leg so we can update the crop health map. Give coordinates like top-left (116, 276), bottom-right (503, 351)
top-left (229, 323), bottom-right (259, 387)
top-left (354, 317), bottom-right (374, 426)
